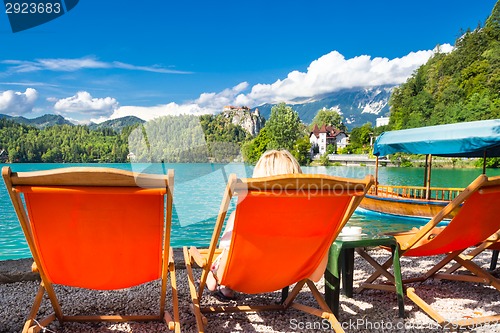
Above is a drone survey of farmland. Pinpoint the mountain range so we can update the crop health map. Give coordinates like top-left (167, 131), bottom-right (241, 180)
top-left (254, 85), bottom-right (393, 129)
top-left (0, 113), bottom-right (73, 128)
top-left (87, 116), bottom-right (145, 131)
top-left (0, 85), bottom-right (393, 132)
top-left (0, 114), bottom-right (145, 131)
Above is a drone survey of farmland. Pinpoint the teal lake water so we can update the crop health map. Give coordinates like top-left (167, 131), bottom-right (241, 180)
top-left (1, 163), bottom-right (499, 261)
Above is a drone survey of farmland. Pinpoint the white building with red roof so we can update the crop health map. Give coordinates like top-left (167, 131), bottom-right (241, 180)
top-left (309, 124), bottom-right (348, 155)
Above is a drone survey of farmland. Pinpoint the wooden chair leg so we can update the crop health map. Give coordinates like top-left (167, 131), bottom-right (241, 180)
top-left (183, 246), bottom-right (206, 333)
top-left (408, 286), bottom-right (500, 329)
top-left (454, 254), bottom-right (500, 290)
top-left (23, 284), bottom-right (46, 333)
top-left (406, 287), bottom-right (447, 326)
top-left (357, 257), bottom-right (393, 291)
top-left (22, 283), bottom-right (58, 333)
top-left (290, 280), bottom-right (345, 333)
top-left (168, 264), bottom-right (181, 333)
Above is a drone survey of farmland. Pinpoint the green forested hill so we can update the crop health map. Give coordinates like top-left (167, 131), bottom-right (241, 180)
top-left (0, 113), bottom-right (251, 163)
top-left (88, 116), bottom-right (145, 131)
top-left (127, 114), bottom-right (250, 163)
top-left (0, 118), bottom-right (130, 162)
top-left (389, 1), bottom-right (500, 129)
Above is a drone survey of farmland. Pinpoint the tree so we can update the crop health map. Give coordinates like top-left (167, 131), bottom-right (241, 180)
top-left (326, 143), bottom-right (336, 154)
top-left (241, 128), bottom-right (271, 164)
top-left (319, 152), bottom-right (331, 166)
top-left (388, 2), bottom-right (500, 130)
top-left (311, 108), bottom-right (346, 131)
top-left (347, 122), bottom-right (374, 153)
top-left (265, 103), bottom-right (301, 151)
top-left (292, 135), bottom-right (311, 165)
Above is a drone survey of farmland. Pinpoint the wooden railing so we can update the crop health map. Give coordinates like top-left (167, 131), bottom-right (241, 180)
top-left (368, 185), bottom-right (463, 201)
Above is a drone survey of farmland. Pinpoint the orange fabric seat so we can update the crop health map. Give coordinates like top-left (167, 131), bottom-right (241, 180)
top-left (19, 186), bottom-right (166, 290)
top-left (221, 190), bottom-right (355, 293)
top-left (401, 186), bottom-right (500, 256)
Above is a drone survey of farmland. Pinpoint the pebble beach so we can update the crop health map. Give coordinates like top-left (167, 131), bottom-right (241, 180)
top-left (1, 248), bottom-right (500, 333)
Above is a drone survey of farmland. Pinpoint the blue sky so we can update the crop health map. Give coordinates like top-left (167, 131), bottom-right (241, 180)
top-left (0, 0), bottom-right (497, 123)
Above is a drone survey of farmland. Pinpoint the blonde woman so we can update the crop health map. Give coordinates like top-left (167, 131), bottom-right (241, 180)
top-left (207, 150), bottom-right (328, 299)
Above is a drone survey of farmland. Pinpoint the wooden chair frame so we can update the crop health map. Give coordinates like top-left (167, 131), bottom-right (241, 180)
top-left (2, 166), bottom-right (180, 333)
top-left (184, 173), bottom-right (374, 333)
top-left (358, 174), bottom-right (500, 328)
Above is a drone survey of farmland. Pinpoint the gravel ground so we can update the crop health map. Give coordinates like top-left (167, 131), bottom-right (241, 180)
top-left (1, 248), bottom-right (500, 333)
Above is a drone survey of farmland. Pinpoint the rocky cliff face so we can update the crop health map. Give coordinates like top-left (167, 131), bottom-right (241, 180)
top-left (222, 106), bottom-right (265, 136)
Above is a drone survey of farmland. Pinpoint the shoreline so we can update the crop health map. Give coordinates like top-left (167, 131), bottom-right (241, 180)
top-left (0, 160), bottom-right (487, 168)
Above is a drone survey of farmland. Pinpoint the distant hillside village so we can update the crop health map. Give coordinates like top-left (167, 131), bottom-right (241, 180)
top-left (376, 116), bottom-right (390, 128)
top-left (224, 105), bottom-right (354, 157)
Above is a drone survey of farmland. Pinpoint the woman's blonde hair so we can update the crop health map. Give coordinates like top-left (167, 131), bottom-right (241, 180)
top-left (252, 150), bottom-right (302, 178)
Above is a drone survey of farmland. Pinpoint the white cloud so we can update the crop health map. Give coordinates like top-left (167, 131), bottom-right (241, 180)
top-left (437, 44), bottom-right (454, 53)
top-left (38, 45), bottom-right (455, 123)
top-left (0, 88), bottom-right (38, 115)
top-left (52, 91), bottom-right (119, 119)
top-left (2, 56), bottom-right (191, 74)
top-left (105, 103), bottom-right (210, 123)
top-left (0, 81), bottom-right (59, 87)
top-left (240, 44), bottom-right (454, 106)
top-left (195, 82), bottom-right (249, 109)
top-left (100, 82), bottom-right (250, 123)
top-left (155, 45), bottom-right (452, 114)
top-left (112, 61), bottom-right (191, 74)
top-left (2, 57), bottom-right (106, 73)
top-left (62, 116), bottom-right (92, 125)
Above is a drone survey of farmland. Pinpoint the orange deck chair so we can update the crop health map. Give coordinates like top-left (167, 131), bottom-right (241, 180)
top-left (184, 173), bottom-right (374, 333)
top-left (358, 174), bottom-right (500, 328)
top-left (2, 166), bottom-right (180, 333)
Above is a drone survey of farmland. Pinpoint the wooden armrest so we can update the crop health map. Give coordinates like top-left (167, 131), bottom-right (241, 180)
top-left (167, 247), bottom-right (175, 270)
top-left (487, 232), bottom-right (500, 242)
top-left (189, 247), bottom-right (225, 268)
top-left (197, 248), bottom-right (223, 256)
top-left (189, 247), bottom-right (207, 268)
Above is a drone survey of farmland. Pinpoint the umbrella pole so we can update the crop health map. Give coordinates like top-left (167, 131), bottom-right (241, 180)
top-left (375, 156), bottom-right (379, 195)
top-left (425, 155), bottom-right (432, 200)
top-left (423, 155), bottom-right (428, 196)
top-left (483, 150), bottom-right (487, 175)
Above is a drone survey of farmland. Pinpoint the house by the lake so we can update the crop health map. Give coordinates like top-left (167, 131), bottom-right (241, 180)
top-left (376, 116), bottom-right (390, 127)
top-left (309, 124), bottom-right (348, 155)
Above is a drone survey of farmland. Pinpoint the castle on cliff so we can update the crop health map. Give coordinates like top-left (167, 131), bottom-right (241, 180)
top-left (222, 105), bottom-right (264, 136)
